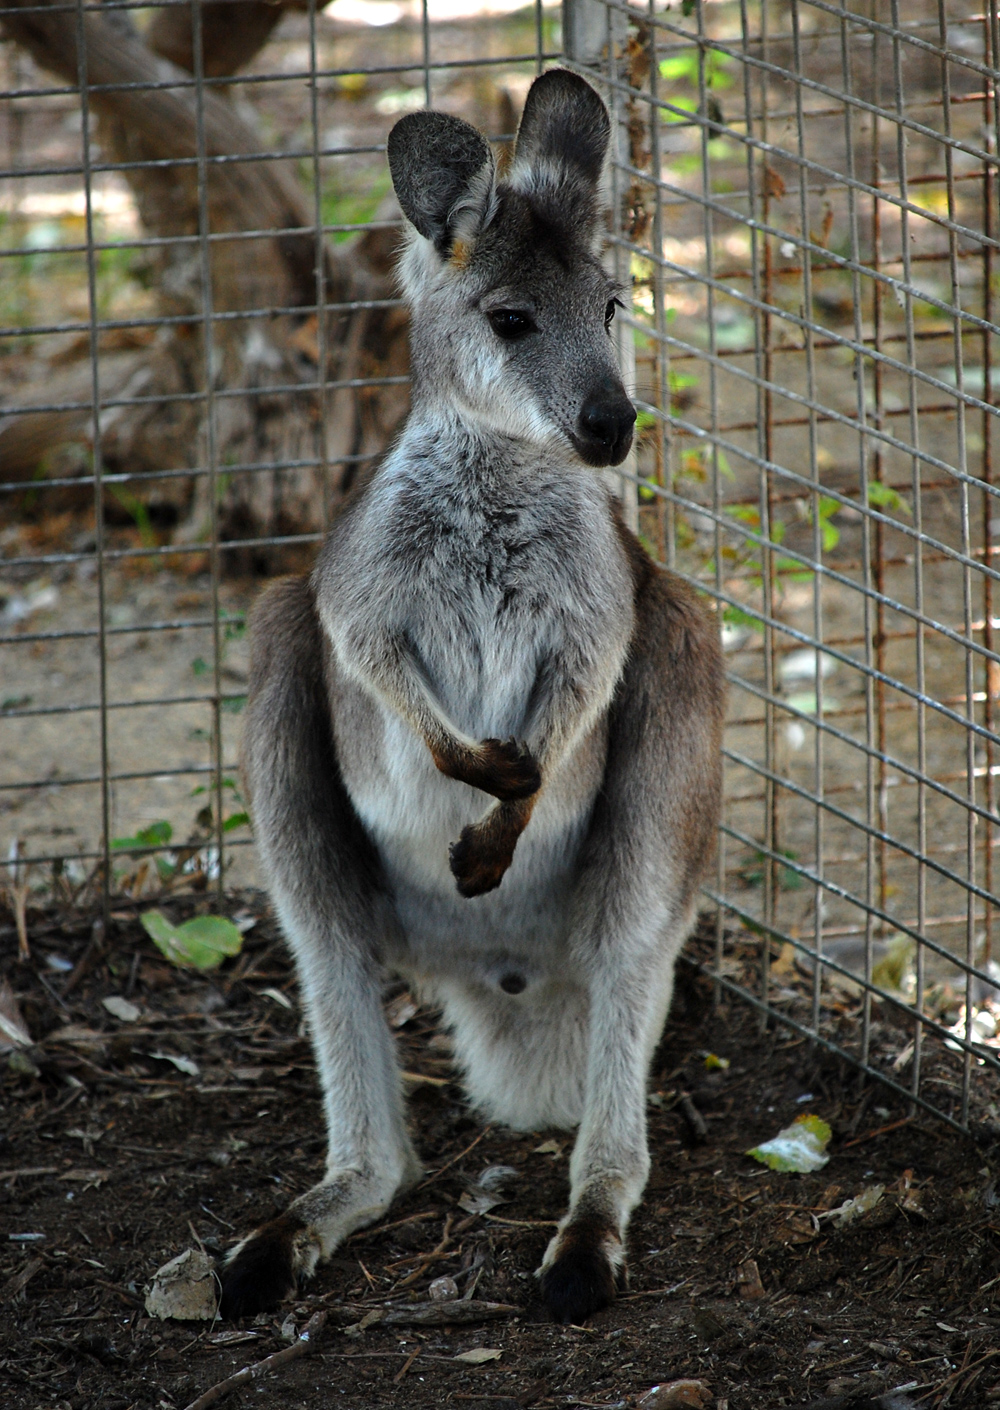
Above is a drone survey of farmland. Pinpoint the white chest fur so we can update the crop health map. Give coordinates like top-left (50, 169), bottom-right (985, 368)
top-left (318, 432), bottom-right (633, 980)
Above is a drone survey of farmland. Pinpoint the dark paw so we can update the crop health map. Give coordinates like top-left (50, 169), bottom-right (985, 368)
top-left (218, 1214), bottom-right (306, 1320)
top-left (477, 738), bottom-right (541, 801)
top-left (449, 824), bottom-right (513, 898)
top-left (540, 1221), bottom-right (624, 1325)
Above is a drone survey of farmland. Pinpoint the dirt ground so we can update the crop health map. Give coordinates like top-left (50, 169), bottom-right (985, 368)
top-left (2, 901), bottom-right (999, 1410)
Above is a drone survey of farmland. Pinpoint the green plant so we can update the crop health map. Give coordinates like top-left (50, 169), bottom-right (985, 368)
top-left (107, 485), bottom-right (157, 546)
top-left (811, 495), bottom-right (841, 552)
top-left (660, 44), bottom-right (736, 124)
top-left (140, 909), bottom-right (244, 970)
top-left (191, 776), bottom-right (249, 834)
top-left (319, 168), bottom-right (393, 243)
top-left (867, 479), bottom-right (912, 517)
top-left (738, 848), bottom-right (803, 892)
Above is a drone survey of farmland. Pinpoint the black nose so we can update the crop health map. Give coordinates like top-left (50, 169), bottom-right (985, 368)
top-left (574, 385), bottom-right (636, 467)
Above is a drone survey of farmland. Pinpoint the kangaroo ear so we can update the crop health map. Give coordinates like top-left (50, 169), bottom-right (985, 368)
top-left (509, 69), bottom-right (610, 231)
top-left (387, 112), bottom-right (497, 256)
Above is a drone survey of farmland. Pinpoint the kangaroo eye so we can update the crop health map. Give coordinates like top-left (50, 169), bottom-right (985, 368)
top-left (487, 309), bottom-right (535, 341)
top-left (605, 298), bottom-right (623, 328)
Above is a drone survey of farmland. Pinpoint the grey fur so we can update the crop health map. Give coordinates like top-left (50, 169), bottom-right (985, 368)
top-left (388, 111), bottom-right (496, 253)
top-left (220, 69), bottom-right (724, 1326)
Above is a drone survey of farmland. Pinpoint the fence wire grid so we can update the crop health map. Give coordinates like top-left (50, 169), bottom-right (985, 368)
top-left (1, 0), bottom-right (999, 1131)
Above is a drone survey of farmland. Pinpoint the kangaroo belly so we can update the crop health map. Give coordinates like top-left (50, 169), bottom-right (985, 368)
top-left (333, 682), bottom-right (606, 981)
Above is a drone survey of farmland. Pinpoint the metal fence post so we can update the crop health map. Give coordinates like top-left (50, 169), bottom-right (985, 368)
top-left (563, 0), bottom-right (639, 531)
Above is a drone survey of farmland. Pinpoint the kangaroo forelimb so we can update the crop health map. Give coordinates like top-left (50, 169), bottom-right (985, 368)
top-left (431, 735), bottom-right (541, 801)
top-left (449, 795), bottom-right (536, 897)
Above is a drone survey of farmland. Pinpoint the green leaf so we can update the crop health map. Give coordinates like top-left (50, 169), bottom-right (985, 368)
top-left (190, 777), bottom-right (241, 798)
top-left (112, 819), bottom-right (173, 851)
top-left (722, 605), bottom-right (765, 632)
top-left (221, 695), bottom-right (247, 715)
top-left (140, 910), bottom-right (244, 971)
top-left (222, 811), bottom-right (250, 833)
top-left (191, 657), bottom-right (210, 677)
top-left (747, 1113), bottom-right (831, 1173)
top-left (867, 480), bottom-right (912, 516)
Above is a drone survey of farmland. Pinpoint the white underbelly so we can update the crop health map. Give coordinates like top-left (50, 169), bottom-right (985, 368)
top-left (348, 710), bottom-right (600, 981)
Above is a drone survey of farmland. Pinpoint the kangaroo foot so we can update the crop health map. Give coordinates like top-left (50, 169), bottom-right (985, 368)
top-left (538, 1215), bottom-right (626, 1325)
top-left (218, 1213), bottom-right (320, 1319)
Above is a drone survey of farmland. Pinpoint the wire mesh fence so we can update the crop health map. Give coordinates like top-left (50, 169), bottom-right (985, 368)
top-left (1, 0), bottom-right (998, 1130)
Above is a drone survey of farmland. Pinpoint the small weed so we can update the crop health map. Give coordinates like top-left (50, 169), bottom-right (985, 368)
top-left (739, 848), bottom-right (803, 892)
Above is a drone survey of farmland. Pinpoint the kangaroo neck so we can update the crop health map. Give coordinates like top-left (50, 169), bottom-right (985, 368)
top-left (399, 398), bottom-right (561, 484)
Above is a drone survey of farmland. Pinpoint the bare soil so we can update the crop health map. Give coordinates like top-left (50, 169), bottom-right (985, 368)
top-left (2, 902), bottom-right (999, 1410)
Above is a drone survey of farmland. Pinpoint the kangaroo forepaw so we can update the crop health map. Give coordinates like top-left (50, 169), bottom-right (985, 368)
top-left (218, 1213), bottom-right (319, 1320)
top-left (539, 1218), bottom-right (626, 1325)
top-left (476, 737), bottom-right (541, 801)
top-left (449, 822), bottom-right (516, 898)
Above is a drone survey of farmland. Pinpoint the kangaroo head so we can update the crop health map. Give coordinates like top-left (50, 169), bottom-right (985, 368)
top-left (387, 69), bottom-right (636, 468)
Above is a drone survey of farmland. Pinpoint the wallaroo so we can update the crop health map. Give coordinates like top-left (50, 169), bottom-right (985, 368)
top-left (221, 68), bottom-right (724, 1326)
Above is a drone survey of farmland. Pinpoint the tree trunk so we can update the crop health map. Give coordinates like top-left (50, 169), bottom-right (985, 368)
top-left (0, 0), bottom-right (409, 553)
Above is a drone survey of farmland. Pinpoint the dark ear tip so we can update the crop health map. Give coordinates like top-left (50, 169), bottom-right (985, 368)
top-left (514, 67), bottom-right (610, 189)
top-left (531, 68), bottom-right (602, 100)
top-left (527, 67), bottom-right (609, 118)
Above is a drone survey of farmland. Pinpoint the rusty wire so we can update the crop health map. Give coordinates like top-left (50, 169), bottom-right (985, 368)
top-left (1, 0), bottom-right (998, 1128)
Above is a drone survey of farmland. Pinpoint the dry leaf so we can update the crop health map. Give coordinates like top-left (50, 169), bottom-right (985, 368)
top-left (144, 1248), bottom-right (218, 1321)
top-left (533, 1139), bottom-right (564, 1157)
top-left (428, 1276), bottom-right (459, 1302)
top-left (0, 981), bottom-right (31, 1051)
top-left (819, 1184), bottom-right (885, 1227)
top-left (779, 1212), bottom-right (818, 1244)
top-left (639, 1380), bottom-right (713, 1408)
top-left (150, 1050), bottom-right (200, 1078)
top-left (102, 995), bottom-right (140, 1023)
top-left (454, 1348), bottom-right (502, 1364)
top-left (736, 1258), bottom-right (766, 1300)
top-left (59, 1168), bottom-right (110, 1186)
top-left (289, 315), bottom-right (319, 363)
top-left (458, 1189), bottom-right (503, 1216)
top-left (764, 165), bottom-right (786, 200)
top-left (208, 1330), bottom-right (259, 1347)
top-left (47, 1024), bottom-right (107, 1049)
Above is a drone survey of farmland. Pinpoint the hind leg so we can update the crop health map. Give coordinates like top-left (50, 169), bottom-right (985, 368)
top-left (219, 578), bottom-right (420, 1318)
top-left (538, 555), bottom-right (724, 1324)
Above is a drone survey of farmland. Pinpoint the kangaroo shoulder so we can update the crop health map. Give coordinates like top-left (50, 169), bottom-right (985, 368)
top-left (611, 508), bottom-right (723, 688)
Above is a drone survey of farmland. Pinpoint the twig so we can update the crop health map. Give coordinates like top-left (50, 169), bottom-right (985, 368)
top-left (416, 1127), bottom-right (491, 1190)
top-left (394, 1214), bottom-right (454, 1290)
top-left (347, 1210), bottom-right (440, 1242)
top-left (4, 840), bottom-right (30, 960)
top-left (393, 1349), bottom-right (420, 1383)
top-left (181, 1310), bottom-right (327, 1410)
top-left (63, 922), bottom-right (103, 996)
top-left (380, 1298), bottom-right (518, 1327)
top-left (678, 1093), bottom-right (708, 1144)
top-left (1, 1257), bottom-right (44, 1299)
top-left (384, 1247), bottom-right (457, 1274)
top-left (619, 1278), bottom-right (691, 1300)
top-left (483, 1214), bottom-right (559, 1228)
top-left (841, 1116), bottom-right (913, 1148)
